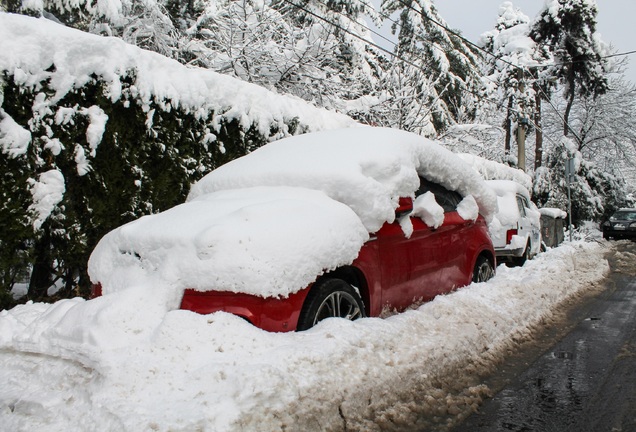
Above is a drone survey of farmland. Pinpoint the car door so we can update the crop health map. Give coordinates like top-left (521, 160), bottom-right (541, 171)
top-left (516, 195), bottom-right (535, 250)
top-left (375, 179), bottom-right (443, 310)
top-left (421, 183), bottom-right (474, 295)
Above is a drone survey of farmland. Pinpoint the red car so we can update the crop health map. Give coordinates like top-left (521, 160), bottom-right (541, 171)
top-left (89, 128), bottom-right (496, 332)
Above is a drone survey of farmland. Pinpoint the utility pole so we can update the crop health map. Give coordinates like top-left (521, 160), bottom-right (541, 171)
top-left (565, 158), bottom-right (574, 242)
top-left (517, 116), bottom-right (527, 171)
top-left (517, 69), bottom-right (527, 171)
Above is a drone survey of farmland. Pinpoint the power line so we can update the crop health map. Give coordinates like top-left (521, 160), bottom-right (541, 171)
top-left (277, 0), bottom-right (623, 150)
top-left (277, 0), bottom-right (431, 75)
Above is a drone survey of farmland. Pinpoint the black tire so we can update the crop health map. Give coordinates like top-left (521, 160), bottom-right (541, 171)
top-left (296, 278), bottom-right (366, 331)
top-left (472, 255), bottom-right (495, 283)
top-left (515, 242), bottom-right (531, 266)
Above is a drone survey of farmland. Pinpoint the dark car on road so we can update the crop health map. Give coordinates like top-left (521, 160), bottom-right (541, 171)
top-left (602, 208), bottom-right (636, 240)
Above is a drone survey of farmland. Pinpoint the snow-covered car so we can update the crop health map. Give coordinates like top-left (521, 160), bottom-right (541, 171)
top-left (88, 127), bottom-right (497, 332)
top-left (602, 208), bottom-right (636, 240)
top-left (486, 180), bottom-right (541, 265)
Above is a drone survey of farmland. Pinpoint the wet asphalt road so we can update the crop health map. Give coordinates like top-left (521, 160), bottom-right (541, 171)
top-left (452, 243), bottom-right (636, 432)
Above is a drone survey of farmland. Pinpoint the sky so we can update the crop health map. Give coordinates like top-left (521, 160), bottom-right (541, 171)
top-left (434, 0), bottom-right (636, 84)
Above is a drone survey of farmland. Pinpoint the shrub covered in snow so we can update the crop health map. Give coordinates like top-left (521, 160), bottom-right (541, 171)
top-left (0, 13), bottom-right (355, 307)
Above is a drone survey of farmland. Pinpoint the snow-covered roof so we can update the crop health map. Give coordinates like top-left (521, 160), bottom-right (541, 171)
top-left (90, 127), bottom-right (497, 299)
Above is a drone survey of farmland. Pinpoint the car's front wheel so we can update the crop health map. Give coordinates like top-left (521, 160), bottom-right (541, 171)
top-left (296, 278), bottom-right (366, 331)
top-left (473, 255), bottom-right (495, 283)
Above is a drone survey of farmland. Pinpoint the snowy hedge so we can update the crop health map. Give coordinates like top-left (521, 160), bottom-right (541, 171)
top-left (0, 13), bottom-right (356, 307)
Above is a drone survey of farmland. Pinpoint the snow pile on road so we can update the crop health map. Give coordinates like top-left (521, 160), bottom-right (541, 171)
top-left (0, 240), bottom-right (611, 431)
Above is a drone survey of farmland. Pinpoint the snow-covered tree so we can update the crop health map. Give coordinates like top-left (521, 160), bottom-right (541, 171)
top-left (382, 0), bottom-right (484, 133)
top-left (533, 136), bottom-right (630, 225)
top-left (184, 0), bottom-right (385, 116)
top-left (271, 0), bottom-right (384, 112)
top-left (530, 0), bottom-right (610, 139)
top-left (540, 76), bottom-right (636, 195)
top-left (352, 60), bottom-right (436, 136)
top-left (480, 2), bottom-right (551, 164)
top-left (8, 0), bottom-right (181, 59)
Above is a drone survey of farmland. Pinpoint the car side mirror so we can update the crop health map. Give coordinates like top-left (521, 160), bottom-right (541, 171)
top-left (396, 197), bottom-right (413, 217)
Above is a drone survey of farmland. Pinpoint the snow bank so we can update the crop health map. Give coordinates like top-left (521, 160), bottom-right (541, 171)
top-left (0, 240), bottom-right (611, 431)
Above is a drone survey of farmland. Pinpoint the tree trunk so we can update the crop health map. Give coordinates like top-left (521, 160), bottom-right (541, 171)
top-left (563, 80), bottom-right (576, 137)
top-left (505, 96), bottom-right (513, 155)
top-left (534, 88), bottom-right (543, 169)
top-left (27, 228), bottom-right (53, 301)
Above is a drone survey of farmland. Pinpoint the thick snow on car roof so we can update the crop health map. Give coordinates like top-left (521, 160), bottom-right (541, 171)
top-left (190, 127), bottom-right (497, 232)
top-left (458, 153), bottom-right (533, 191)
top-left (486, 179), bottom-right (539, 228)
top-left (487, 179), bottom-right (532, 201)
top-left (89, 127), bottom-right (496, 299)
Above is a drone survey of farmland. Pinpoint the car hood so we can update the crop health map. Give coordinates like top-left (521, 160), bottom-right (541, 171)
top-left (88, 187), bottom-right (369, 298)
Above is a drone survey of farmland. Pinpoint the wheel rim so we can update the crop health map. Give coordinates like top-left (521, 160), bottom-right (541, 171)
top-left (312, 291), bottom-right (363, 326)
top-left (476, 261), bottom-right (494, 282)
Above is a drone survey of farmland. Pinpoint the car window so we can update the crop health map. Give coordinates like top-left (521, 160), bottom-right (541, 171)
top-left (516, 196), bottom-right (527, 217)
top-left (415, 178), bottom-right (462, 213)
top-left (612, 211), bottom-right (636, 221)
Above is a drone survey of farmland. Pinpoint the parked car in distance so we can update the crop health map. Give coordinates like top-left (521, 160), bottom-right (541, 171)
top-left (602, 208), bottom-right (636, 240)
top-left (486, 180), bottom-right (541, 265)
top-left (89, 127), bottom-right (497, 332)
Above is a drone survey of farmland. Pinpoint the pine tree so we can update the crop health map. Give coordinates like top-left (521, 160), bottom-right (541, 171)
top-left (382, 0), bottom-right (484, 133)
top-left (530, 0), bottom-right (610, 139)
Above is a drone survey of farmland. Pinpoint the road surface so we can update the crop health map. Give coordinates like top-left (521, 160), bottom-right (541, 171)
top-left (451, 241), bottom-right (636, 432)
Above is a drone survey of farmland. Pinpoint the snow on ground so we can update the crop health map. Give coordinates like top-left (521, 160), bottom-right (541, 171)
top-left (0, 239), bottom-right (612, 431)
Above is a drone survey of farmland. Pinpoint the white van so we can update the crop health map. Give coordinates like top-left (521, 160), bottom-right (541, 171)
top-left (486, 180), bottom-right (542, 265)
